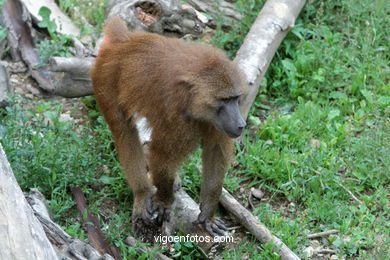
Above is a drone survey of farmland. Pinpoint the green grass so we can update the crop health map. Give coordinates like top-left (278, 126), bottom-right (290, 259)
top-left (1, 0), bottom-right (389, 258)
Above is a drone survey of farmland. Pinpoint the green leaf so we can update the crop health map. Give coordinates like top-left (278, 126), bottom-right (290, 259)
top-left (360, 89), bottom-right (373, 105)
top-left (281, 59), bottom-right (297, 73)
top-left (249, 115), bottom-right (261, 126)
top-left (38, 6), bottom-right (51, 20)
top-left (38, 6), bottom-right (57, 35)
top-left (183, 241), bottom-right (194, 248)
top-left (327, 109), bottom-right (340, 121)
top-left (329, 91), bottom-right (348, 100)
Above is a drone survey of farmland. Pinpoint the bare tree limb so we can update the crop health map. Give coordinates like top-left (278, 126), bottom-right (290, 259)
top-left (26, 189), bottom-right (115, 260)
top-left (3, 0), bottom-right (55, 91)
top-left (336, 181), bottom-right (363, 205)
top-left (235, 0), bottom-right (306, 119)
top-left (49, 57), bottom-right (94, 74)
top-left (220, 189), bottom-right (300, 260)
top-left (0, 144), bottom-right (58, 259)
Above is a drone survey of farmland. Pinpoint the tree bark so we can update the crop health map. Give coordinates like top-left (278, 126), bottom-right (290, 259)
top-left (234, 0), bottom-right (307, 119)
top-left (220, 189), bottom-right (300, 260)
top-left (184, 0), bottom-right (242, 22)
top-left (26, 189), bottom-right (115, 259)
top-left (49, 57), bottom-right (94, 98)
top-left (0, 144), bottom-right (58, 259)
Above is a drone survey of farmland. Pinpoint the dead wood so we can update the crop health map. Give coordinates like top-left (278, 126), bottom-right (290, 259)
top-left (0, 61), bottom-right (10, 108)
top-left (2, 0), bottom-right (94, 97)
top-left (235, 0), bottom-right (307, 119)
top-left (184, 0), bottom-right (242, 23)
top-left (49, 57), bottom-right (94, 97)
top-left (26, 189), bottom-right (115, 260)
top-left (49, 57), bottom-right (94, 74)
top-left (2, 0), bottom-right (55, 92)
top-left (107, 0), bottom-right (205, 38)
top-left (0, 144), bottom-right (116, 259)
top-left (71, 186), bottom-right (122, 259)
top-left (220, 189), bottom-right (300, 260)
top-left (0, 144), bottom-right (58, 259)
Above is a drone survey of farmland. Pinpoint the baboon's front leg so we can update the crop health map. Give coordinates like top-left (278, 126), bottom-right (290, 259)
top-left (196, 131), bottom-right (233, 236)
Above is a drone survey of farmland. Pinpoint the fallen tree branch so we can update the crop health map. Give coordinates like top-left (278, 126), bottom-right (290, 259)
top-left (3, 0), bottom-right (55, 92)
top-left (336, 181), bottom-right (363, 205)
top-left (50, 57), bottom-right (94, 97)
top-left (49, 57), bottom-right (94, 74)
top-left (26, 189), bottom-right (115, 259)
top-left (0, 144), bottom-right (58, 259)
top-left (220, 188), bottom-right (300, 260)
top-left (234, 0), bottom-right (307, 119)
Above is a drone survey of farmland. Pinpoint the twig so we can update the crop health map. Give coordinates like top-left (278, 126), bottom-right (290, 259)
top-left (248, 191), bottom-right (255, 209)
top-left (336, 182), bottom-right (363, 205)
top-left (307, 230), bottom-right (339, 239)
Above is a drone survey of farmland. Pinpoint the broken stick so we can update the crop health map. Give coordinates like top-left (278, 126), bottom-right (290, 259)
top-left (220, 189), bottom-right (300, 260)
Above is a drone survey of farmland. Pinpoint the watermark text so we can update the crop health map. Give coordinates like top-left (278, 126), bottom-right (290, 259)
top-left (154, 234), bottom-right (234, 244)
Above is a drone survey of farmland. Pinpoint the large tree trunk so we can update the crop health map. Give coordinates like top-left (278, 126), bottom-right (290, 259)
top-left (0, 144), bottom-right (58, 259)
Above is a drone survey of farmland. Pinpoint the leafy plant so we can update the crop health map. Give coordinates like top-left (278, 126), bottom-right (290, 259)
top-left (36, 6), bottom-right (73, 66)
top-left (37, 6), bottom-right (57, 39)
top-left (37, 36), bottom-right (73, 66)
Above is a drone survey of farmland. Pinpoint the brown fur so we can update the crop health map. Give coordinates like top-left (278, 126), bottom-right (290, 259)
top-left (90, 17), bottom-right (245, 236)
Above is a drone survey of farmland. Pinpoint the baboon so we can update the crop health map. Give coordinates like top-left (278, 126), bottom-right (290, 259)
top-left (91, 17), bottom-right (247, 237)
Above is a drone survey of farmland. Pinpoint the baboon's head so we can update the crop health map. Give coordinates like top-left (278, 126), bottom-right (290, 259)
top-left (188, 55), bottom-right (247, 138)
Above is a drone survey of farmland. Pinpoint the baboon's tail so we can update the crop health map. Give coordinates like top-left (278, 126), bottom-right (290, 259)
top-left (103, 16), bottom-right (131, 43)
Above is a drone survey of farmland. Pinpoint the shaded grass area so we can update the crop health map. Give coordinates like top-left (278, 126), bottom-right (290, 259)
top-left (0, 0), bottom-right (389, 258)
